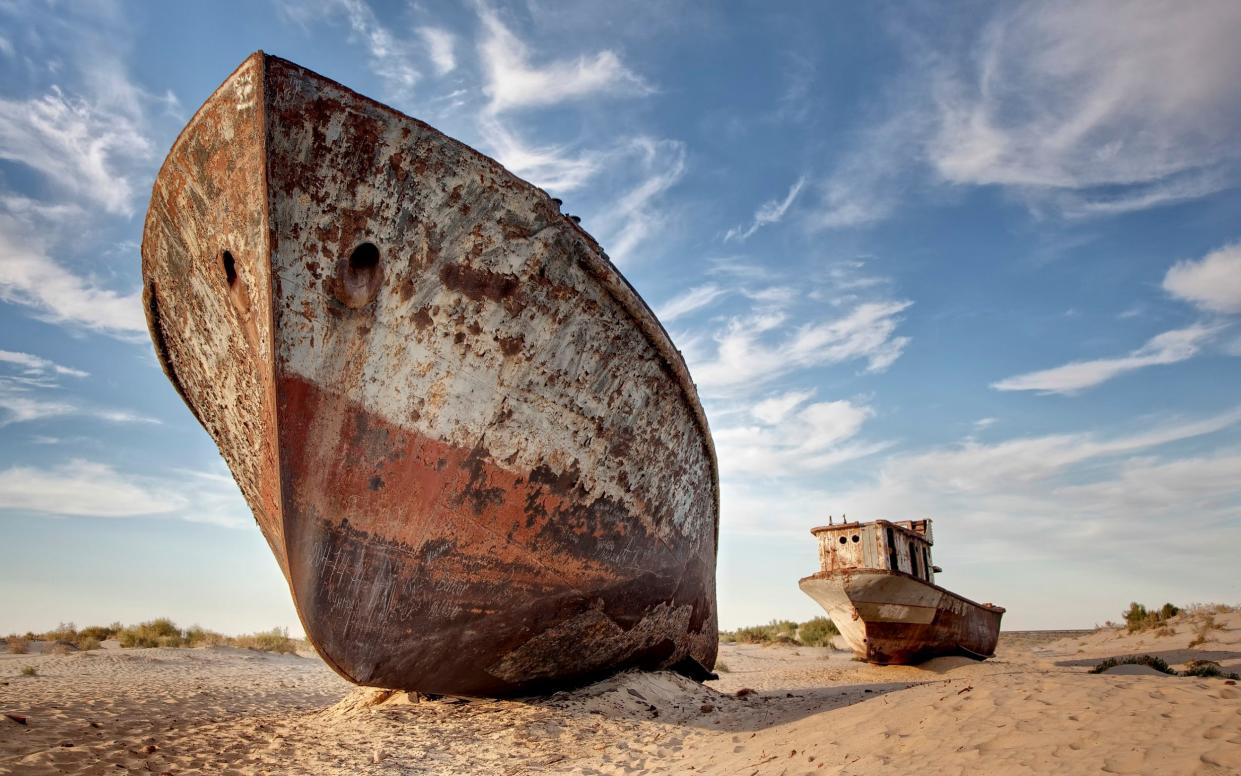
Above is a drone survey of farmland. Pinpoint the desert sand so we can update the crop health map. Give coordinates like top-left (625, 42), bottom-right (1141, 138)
top-left (2, 609), bottom-right (1239, 775)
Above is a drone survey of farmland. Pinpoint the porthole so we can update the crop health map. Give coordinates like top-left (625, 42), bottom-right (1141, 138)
top-left (222, 250), bottom-right (238, 286)
top-left (334, 241), bottom-right (383, 308)
top-left (838, 536), bottom-right (847, 545)
top-left (851, 535), bottom-right (860, 543)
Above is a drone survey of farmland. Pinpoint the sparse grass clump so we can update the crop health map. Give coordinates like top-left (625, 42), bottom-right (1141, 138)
top-left (76, 624), bottom-right (121, 642)
top-left (75, 636), bottom-right (101, 651)
top-left (1182, 660), bottom-right (1241, 680)
top-left (232, 627), bottom-right (298, 654)
top-left (1090, 654), bottom-right (1176, 675)
top-left (797, 617), bottom-right (840, 647)
top-left (715, 660), bottom-right (730, 673)
top-left (20, 666), bottom-right (36, 677)
top-left (721, 617), bottom-right (839, 647)
top-left (117, 618), bottom-right (186, 648)
top-left (1122, 602), bottom-right (1180, 633)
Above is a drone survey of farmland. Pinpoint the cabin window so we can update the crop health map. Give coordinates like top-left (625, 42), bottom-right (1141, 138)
top-left (885, 525), bottom-right (897, 571)
top-left (911, 546), bottom-right (920, 579)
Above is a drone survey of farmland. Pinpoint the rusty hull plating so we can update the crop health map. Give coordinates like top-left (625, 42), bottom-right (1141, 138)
top-left (141, 53), bottom-right (719, 696)
top-left (798, 520), bottom-right (1003, 664)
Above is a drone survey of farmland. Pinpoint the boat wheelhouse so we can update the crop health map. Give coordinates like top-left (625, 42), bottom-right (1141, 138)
top-left (799, 518), bottom-right (1004, 664)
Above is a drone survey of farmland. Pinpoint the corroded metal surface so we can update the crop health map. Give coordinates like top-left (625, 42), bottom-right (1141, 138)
top-left (798, 520), bottom-right (1002, 664)
top-left (141, 53), bottom-right (719, 696)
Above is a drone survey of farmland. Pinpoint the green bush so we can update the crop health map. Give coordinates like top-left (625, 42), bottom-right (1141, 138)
top-left (1122, 602), bottom-right (1181, 633)
top-left (1089, 654), bottom-right (1175, 675)
top-left (724, 618), bottom-right (839, 647)
top-left (77, 624), bottom-right (120, 642)
top-left (118, 618), bottom-right (186, 648)
top-left (233, 627), bottom-right (298, 654)
top-left (797, 617), bottom-right (839, 647)
top-left (1181, 660), bottom-right (1240, 679)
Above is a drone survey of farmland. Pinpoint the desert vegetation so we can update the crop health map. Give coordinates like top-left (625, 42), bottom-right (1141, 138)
top-left (720, 617), bottom-right (839, 647)
top-left (1121, 602), bottom-right (1181, 632)
top-left (4, 620), bottom-right (304, 655)
top-left (1090, 654), bottom-right (1239, 680)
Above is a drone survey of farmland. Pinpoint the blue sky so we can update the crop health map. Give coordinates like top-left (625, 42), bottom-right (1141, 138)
top-left (2, 0), bottom-right (1239, 634)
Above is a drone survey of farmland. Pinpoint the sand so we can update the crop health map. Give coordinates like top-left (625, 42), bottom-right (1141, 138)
top-left (2, 610), bottom-right (1239, 774)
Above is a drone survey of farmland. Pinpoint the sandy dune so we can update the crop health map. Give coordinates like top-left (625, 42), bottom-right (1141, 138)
top-left (2, 611), bottom-right (1239, 774)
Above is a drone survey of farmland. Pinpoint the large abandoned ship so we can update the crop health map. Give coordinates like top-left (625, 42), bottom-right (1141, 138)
top-left (799, 519), bottom-right (1003, 663)
top-left (141, 53), bottom-right (718, 696)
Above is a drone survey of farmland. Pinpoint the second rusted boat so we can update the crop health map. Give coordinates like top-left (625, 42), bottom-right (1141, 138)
top-left (141, 53), bottom-right (718, 696)
top-left (799, 519), bottom-right (1003, 664)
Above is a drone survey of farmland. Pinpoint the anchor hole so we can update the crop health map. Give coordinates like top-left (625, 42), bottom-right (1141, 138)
top-left (349, 242), bottom-right (380, 272)
top-left (222, 250), bottom-right (238, 286)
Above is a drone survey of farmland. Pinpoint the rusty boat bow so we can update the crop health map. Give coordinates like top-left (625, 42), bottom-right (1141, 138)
top-left (141, 52), bottom-right (719, 696)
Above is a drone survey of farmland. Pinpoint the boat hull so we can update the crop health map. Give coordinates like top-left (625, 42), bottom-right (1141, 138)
top-left (141, 53), bottom-right (719, 696)
top-left (799, 570), bottom-right (1003, 664)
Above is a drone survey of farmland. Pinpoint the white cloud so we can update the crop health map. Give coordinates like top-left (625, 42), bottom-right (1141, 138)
top-left (654, 284), bottom-right (727, 323)
top-left (751, 389), bottom-right (816, 424)
top-left (418, 26), bottom-right (456, 75)
top-left (0, 86), bottom-right (151, 216)
top-left (992, 324), bottom-right (1220, 395)
top-left (1163, 242), bottom-right (1241, 315)
top-left (928, 0), bottom-right (1241, 213)
top-left (0, 459), bottom-right (247, 527)
top-left (476, 115), bottom-right (603, 192)
top-left (0, 460), bottom-right (181, 517)
top-left (724, 176), bottom-right (805, 242)
top-left (714, 394), bottom-right (886, 477)
top-left (589, 137), bottom-right (686, 264)
top-left (0, 213), bottom-right (145, 335)
top-left (0, 350), bottom-right (87, 378)
top-left (280, 0), bottom-right (419, 102)
top-left (690, 300), bottom-right (913, 397)
top-left (0, 348), bottom-right (155, 427)
top-left (478, 6), bottom-right (651, 114)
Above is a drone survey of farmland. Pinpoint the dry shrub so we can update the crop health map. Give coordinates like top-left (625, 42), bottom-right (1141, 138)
top-left (1090, 654), bottom-right (1175, 675)
top-left (76, 636), bottom-right (102, 651)
top-left (20, 666), bottom-right (36, 677)
top-left (184, 626), bottom-right (229, 647)
top-left (233, 627), bottom-right (297, 654)
top-left (1122, 602), bottom-right (1180, 633)
top-left (6, 636), bottom-right (29, 654)
top-left (77, 624), bottom-right (120, 642)
top-left (49, 642), bottom-right (75, 655)
top-left (117, 618), bottom-right (185, 648)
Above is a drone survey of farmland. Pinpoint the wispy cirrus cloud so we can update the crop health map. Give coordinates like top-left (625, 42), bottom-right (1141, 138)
top-left (279, 0), bottom-right (420, 103)
top-left (926, 0), bottom-right (1241, 216)
top-left (589, 137), bottom-right (686, 264)
top-left (724, 176), bottom-right (805, 242)
top-left (654, 284), bottom-right (727, 323)
top-left (992, 324), bottom-right (1221, 395)
top-left (477, 6), bottom-right (651, 114)
top-left (0, 459), bottom-right (247, 527)
top-left (0, 87), bottom-right (152, 216)
top-left (0, 211), bottom-right (145, 336)
top-left (0, 350), bottom-right (87, 379)
top-left (418, 26), bottom-right (457, 76)
top-left (689, 299), bottom-right (912, 398)
top-left (1163, 242), bottom-right (1241, 315)
top-left (713, 392), bottom-right (888, 477)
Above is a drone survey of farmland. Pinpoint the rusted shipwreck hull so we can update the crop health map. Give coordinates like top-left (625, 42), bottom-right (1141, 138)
top-left (141, 52), bottom-right (718, 696)
top-left (798, 520), bottom-right (1003, 664)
